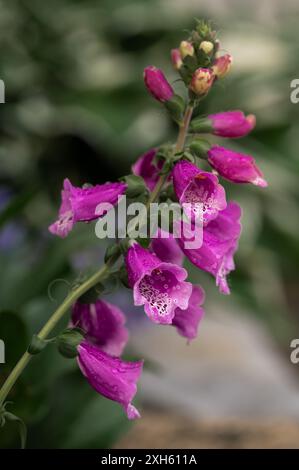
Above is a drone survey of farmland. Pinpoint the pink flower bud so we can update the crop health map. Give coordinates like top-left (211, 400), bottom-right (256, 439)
top-left (208, 111), bottom-right (256, 138)
top-left (207, 145), bottom-right (268, 187)
top-left (171, 48), bottom-right (183, 70)
top-left (144, 66), bottom-right (174, 102)
top-left (189, 68), bottom-right (215, 96)
top-left (212, 54), bottom-right (233, 78)
top-left (179, 40), bottom-right (194, 58)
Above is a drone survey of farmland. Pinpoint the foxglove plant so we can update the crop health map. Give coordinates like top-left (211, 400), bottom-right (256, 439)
top-left (0, 20), bottom-right (267, 443)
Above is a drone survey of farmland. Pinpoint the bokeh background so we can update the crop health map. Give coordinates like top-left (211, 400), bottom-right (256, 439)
top-left (1, 0), bottom-right (299, 448)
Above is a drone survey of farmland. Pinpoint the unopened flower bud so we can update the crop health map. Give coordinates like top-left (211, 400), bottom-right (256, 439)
top-left (171, 48), bottom-right (183, 70)
top-left (190, 110), bottom-right (256, 138)
top-left (189, 138), bottom-right (211, 158)
top-left (212, 54), bottom-right (233, 78)
top-left (57, 328), bottom-right (85, 359)
top-left (144, 66), bottom-right (174, 103)
top-left (179, 41), bottom-right (194, 58)
top-left (199, 41), bottom-right (214, 54)
top-left (190, 68), bottom-right (215, 96)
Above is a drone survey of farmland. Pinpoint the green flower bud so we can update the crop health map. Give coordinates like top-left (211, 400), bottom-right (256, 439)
top-left (189, 138), bottom-right (211, 158)
top-left (56, 328), bottom-right (85, 359)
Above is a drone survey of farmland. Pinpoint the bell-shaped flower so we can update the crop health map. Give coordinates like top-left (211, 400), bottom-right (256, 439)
top-left (207, 146), bottom-right (268, 187)
top-left (172, 160), bottom-right (227, 226)
top-left (71, 300), bottom-right (129, 357)
top-left (49, 178), bottom-right (127, 238)
top-left (178, 202), bottom-right (242, 294)
top-left (125, 242), bottom-right (192, 325)
top-left (77, 341), bottom-right (143, 420)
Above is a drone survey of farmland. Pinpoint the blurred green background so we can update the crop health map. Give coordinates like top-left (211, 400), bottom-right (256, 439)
top-left (1, 0), bottom-right (299, 449)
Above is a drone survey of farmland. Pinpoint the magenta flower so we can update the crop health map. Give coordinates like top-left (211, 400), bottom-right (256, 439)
top-left (49, 178), bottom-right (127, 238)
top-left (125, 242), bottom-right (192, 325)
top-left (207, 145), bottom-right (268, 187)
top-left (77, 341), bottom-right (143, 419)
top-left (172, 160), bottom-right (227, 225)
top-left (178, 202), bottom-right (242, 294)
top-left (132, 148), bottom-right (163, 191)
top-left (208, 111), bottom-right (256, 138)
top-left (71, 300), bottom-right (129, 357)
top-left (144, 66), bottom-right (174, 102)
top-left (172, 285), bottom-right (205, 341)
top-left (151, 228), bottom-right (184, 266)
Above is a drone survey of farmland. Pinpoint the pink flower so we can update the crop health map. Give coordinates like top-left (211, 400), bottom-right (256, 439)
top-left (171, 48), bottom-right (183, 70)
top-left (144, 66), bottom-right (174, 102)
top-left (77, 341), bottom-right (143, 419)
top-left (125, 243), bottom-right (192, 325)
top-left (208, 111), bottom-right (256, 138)
top-left (189, 68), bottom-right (215, 96)
top-left (172, 160), bottom-right (227, 225)
top-left (172, 285), bottom-right (205, 341)
top-left (212, 54), bottom-right (233, 78)
top-left (207, 145), bottom-right (268, 187)
top-left (49, 178), bottom-right (127, 238)
top-left (151, 228), bottom-right (184, 266)
top-left (178, 202), bottom-right (242, 294)
top-left (132, 148), bottom-right (162, 191)
top-left (71, 300), bottom-right (129, 357)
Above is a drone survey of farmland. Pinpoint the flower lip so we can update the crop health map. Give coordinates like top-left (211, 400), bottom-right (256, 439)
top-left (172, 284), bottom-right (205, 341)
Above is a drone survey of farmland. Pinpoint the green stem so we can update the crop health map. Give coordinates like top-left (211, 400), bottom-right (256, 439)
top-left (0, 263), bottom-right (111, 406)
top-left (175, 104), bottom-right (194, 153)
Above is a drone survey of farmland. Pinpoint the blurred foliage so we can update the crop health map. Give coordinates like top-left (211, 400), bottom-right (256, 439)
top-left (0, 0), bottom-right (299, 448)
